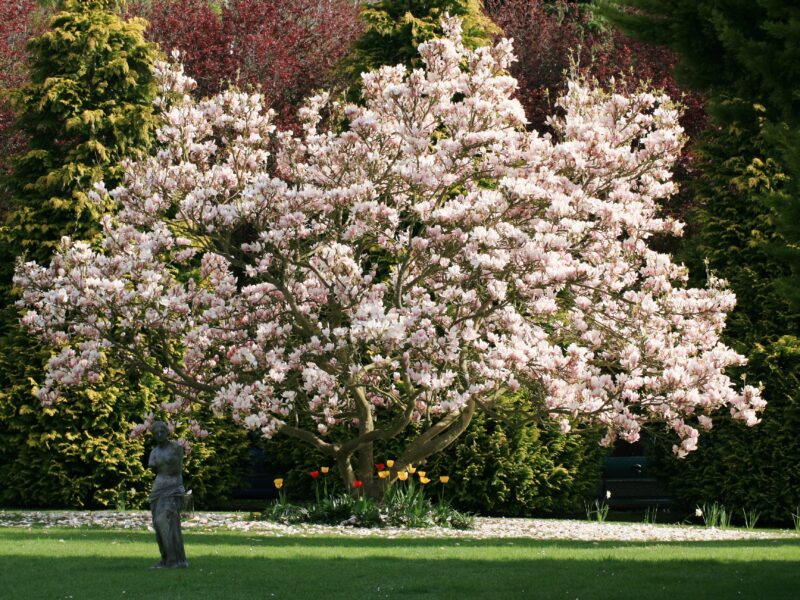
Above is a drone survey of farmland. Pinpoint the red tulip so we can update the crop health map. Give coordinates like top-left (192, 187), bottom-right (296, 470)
top-left (310, 470), bottom-right (320, 478)
top-left (375, 463), bottom-right (385, 471)
top-left (352, 480), bottom-right (363, 488)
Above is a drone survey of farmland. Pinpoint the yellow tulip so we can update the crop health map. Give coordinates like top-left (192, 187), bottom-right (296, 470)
top-left (419, 477), bottom-right (431, 484)
top-left (386, 460), bottom-right (395, 468)
top-left (321, 466), bottom-right (330, 474)
top-left (407, 465), bottom-right (417, 474)
top-left (439, 476), bottom-right (450, 484)
top-left (417, 471), bottom-right (426, 478)
top-left (378, 470), bottom-right (390, 479)
top-left (397, 471), bottom-right (409, 481)
top-left (274, 478), bottom-right (284, 489)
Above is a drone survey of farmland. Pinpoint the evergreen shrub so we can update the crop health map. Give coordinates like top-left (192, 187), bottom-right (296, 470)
top-left (650, 122), bottom-right (800, 524)
top-left (0, 0), bottom-right (250, 508)
top-left (419, 396), bottom-right (606, 516)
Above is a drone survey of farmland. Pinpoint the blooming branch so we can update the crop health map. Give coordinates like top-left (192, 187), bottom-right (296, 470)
top-left (15, 17), bottom-right (763, 480)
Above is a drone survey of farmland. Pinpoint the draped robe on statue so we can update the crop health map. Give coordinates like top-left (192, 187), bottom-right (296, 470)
top-left (148, 439), bottom-right (188, 568)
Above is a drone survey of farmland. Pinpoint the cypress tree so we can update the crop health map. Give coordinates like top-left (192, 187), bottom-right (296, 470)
top-left (0, 0), bottom-right (252, 509)
top-left (598, 1), bottom-right (800, 121)
top-left (1, 0), bottom-right (158, 278)
top-left (649, 118), bottom-right (800, 522)
top-left (0, 0), bottom-right (162, 508)
top-left (599, 0), bottom-right (800, 310)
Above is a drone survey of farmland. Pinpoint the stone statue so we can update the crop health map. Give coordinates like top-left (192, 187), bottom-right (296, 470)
top-left (148, 421), bottom-right (189, 569)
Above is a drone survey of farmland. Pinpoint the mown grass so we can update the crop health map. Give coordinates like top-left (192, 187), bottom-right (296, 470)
top-left (2, 527), bottom-right (799, 599)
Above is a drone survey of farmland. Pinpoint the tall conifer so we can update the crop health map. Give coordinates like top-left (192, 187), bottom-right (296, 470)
top-left (0, 0), bottom-right (161, 507)
top-left (599, 0), bottom-right (800, 521)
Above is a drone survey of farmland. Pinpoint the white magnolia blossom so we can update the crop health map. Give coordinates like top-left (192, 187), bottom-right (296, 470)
top-left (16, 18), bottom-right (763, 470)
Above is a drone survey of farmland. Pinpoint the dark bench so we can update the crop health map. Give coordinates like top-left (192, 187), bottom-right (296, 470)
top-left (602, 455), bottom-right (671, 508)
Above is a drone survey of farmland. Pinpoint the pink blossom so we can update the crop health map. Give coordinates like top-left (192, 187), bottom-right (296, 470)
top-left (13, 18), bottom-right (763, 461)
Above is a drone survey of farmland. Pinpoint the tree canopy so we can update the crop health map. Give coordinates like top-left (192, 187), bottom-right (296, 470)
top-left (15, 19), bottom-right (763, 496)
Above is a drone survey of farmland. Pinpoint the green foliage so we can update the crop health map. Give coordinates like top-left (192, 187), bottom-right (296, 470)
top-left (381, 478), bottom-right (434, 527)
top-left (599, 1), bottom-right (800, 122)
top-left (0, 343), bottom-right (155, 508)
top-left (177, 413), bottom-right (251, 509)
top-left (0, 0), bottom-right (251, 510)
top-left (600, 0), bottom-right (800, 315)
top-left (421, 402), bottom-right (606, 516)
top-left (0, 0), bottom-right (160, 509)
top-left (259, 431), bottom-right (337, 504)
top-left (1, 0), bottom-right (159, 277)
top-left (584, 497), bottom-right (610, 522)
top-left (655, 335), bottom-right (800, 524)
top-left (261, 486), bottom-right (474, 529)
top-left (681, 118), bottom-right (795, 343)
top-left (0, 323), bottom-right (251, 510)
top-left (765, 119), bottom-right (800, 315)
top-left (343, 0), bottom-right (499, 87)
top-left (648, 122), bottom-right (800, 524)
top-left (262, 394), bottom-right (606, 516)
top-left (741, 507), bottom-right (761, 530)
top-left (698, 502), bottom-right (734, 529)
top-left (600, 0), bottom-right (800, 527)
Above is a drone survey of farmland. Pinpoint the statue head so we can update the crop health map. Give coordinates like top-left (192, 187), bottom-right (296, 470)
top-left (152, 421), bottom-right (170, 444)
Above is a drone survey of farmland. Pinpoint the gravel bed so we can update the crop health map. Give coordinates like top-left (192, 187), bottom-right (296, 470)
top-left (1, 510), bottom-right (797, 542)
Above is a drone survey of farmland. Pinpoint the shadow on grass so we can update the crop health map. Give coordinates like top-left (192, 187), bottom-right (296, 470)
top-left (4, 529), bottom-right (800, 599)
top-left (3, 527), bottom-right (800, 550)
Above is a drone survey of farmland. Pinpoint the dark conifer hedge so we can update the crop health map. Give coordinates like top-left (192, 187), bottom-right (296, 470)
top-left (601, 0), bottom-right (800, 523)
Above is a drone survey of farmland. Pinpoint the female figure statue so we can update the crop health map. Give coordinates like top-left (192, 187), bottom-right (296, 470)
top-left (148, 421), bottom-right (189, 569)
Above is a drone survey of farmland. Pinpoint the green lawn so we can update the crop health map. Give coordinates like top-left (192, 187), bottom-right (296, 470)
top-left (2, 527), bottom-right (799, 599)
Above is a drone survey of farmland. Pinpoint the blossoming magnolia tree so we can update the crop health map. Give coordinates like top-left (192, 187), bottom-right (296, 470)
top-left (15, 18), bottom-right (764, 495)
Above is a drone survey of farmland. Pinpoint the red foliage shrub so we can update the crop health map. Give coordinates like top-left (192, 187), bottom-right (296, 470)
top-left (0, 0), bottom-right (40, 196)
top-left (132, 0), bottom-right (362, 127)
top-left (590, 30), bottom-right (707, 140)
top-left (128, 0), bottom-right (231, 96)
top-left (484, 1), bottom-right (705, 223)
top-left (0, 0), bottom-right (36, 94)
top-left (484, 1), bottom-right (705, 137)
top-left (484, 0), bottom-right (587, 129)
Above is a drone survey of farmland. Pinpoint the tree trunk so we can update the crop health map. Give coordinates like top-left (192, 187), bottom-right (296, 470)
top-left (335, 451), bottom-right (355, 489)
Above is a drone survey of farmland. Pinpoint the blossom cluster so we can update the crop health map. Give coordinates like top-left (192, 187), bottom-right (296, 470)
top-left (15, 18), bottom-right (763, 458)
